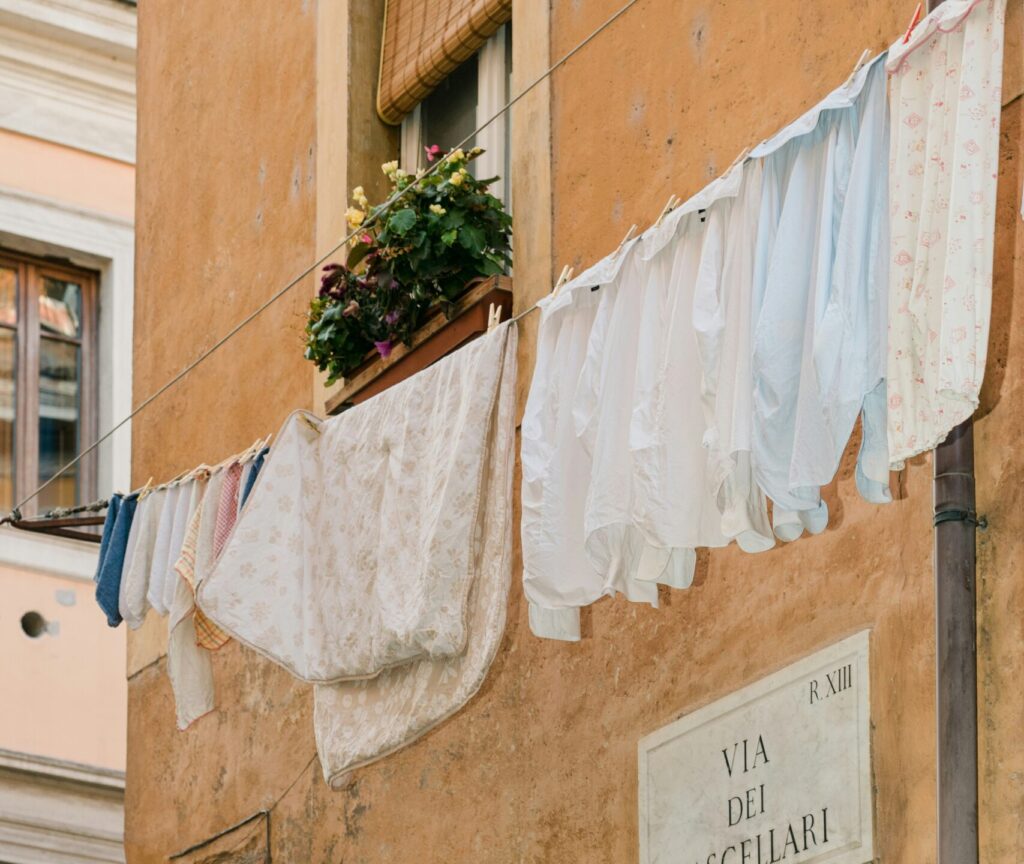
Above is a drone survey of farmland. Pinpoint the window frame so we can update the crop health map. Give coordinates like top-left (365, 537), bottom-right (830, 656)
top-left (400, 25), bottom-right (511, 208)
top-left (0, 249), bottom-right (99, 516)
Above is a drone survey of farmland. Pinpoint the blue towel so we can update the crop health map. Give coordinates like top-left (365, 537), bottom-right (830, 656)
top-left (239, 447), bottom-right (270, 509)
top-left (94, 493), bottom-right (138, 627)
top-left (93, 494), bottom-right (122, 583)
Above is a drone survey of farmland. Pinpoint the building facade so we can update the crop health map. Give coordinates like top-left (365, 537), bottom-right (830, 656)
top-left (126, 1), bottom-right (1023, 862)
top-left (0, 0), bottom-right (135, 860)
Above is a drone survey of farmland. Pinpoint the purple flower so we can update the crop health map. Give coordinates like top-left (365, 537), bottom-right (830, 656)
top-left (385, 310), bottom-right (401, 325)
top-left (374, 340), bottom-right (393, 359)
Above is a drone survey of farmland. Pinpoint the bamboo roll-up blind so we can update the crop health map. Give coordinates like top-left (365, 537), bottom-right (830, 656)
top-left (377, 0), bottom-right (511, 125)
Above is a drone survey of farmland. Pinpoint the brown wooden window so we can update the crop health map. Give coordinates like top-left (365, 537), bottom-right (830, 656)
top-left (0, 250), bottom-right (98, 516)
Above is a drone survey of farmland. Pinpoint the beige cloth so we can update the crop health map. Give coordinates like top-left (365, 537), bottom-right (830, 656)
top-left (198, 324), bottom-right (517, 783)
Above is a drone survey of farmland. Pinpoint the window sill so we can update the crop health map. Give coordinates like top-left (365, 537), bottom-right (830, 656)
top-left (325, 275), bottom-right (513, 415)
top-left (0, 526), bottom-right (98, 581)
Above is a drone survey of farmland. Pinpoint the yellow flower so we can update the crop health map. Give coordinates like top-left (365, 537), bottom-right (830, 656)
top-left (448, 148), bottom-right (466, 163)
top-left (468, 146), bottom-right (484, 158)
top-left (352, 186), bottom-right (368, 208)
top-left (449, 172), bottom-right (465, 187)
top-left (345, 206), bottom-right (365, 228)
top-left (395, 168), bottom-right (409, 181)
top-left (429, 204), bottom-right (446, 216)
top-left (381, 160), bottom-right (399, 177)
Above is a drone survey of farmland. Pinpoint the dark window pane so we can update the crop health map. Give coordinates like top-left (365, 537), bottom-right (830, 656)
top-left (0, 328), bottom-right (14, 509)
top-left (39, 277), bottom-right (82, 338)
top-left (0, 266), bottom-right (15, 327)
top-left (38, 336), bottom-right (79, 509)
top-left (420, 55), bottom-right (478, 160)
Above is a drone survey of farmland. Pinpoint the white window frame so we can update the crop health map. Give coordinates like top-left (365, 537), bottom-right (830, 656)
top-left (400, 25), bottom-right (510, 207)
top-left (0, 187), bottom-right (134, 580)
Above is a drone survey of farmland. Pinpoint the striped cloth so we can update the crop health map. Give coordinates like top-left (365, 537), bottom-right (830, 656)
top-left (175, 496), bottom-right (231, 651)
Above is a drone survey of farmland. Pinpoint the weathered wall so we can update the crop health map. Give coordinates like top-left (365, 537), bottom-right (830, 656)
top-left (126, 1), bottom-right (1024, 862)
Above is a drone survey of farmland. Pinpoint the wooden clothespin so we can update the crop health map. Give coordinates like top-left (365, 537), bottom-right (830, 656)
top-left (726, 147), bottom-right (750, 174)
top-left (299, 414), bottom-right (323, 435)
top-left (902, 2), bottom-right (923, 44)
top-left (653, 195), bottom-right (680, 229)
top-left (616, 224), bottom-right (638, 255)
top-left (137, 476), bottom-right (154, 499)
top-left (844, 49), bottom-right (872, 88)
top-left (487, 302), bottom-right (503, 332)
top-left (551, 264), bottom-right (573, 297)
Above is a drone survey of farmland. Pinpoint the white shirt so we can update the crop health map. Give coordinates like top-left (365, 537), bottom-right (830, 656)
top-left (521, 245), bottom-right (652, 641)
top-left (749, 55), bottom-right (891, 540)
top-left (692, 159), bottom-right (775, 552)
top-left (886, 0), bottom-right (1005, 464)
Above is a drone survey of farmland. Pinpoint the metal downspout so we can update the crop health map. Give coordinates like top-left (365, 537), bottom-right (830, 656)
top-left (925, 1), bottom-right (980, 861)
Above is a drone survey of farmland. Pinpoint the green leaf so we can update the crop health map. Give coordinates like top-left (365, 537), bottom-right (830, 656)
top-left (441, 228), bottom-right (458, 247)
top-left (388, 208), bottom-right (417, 235)
top-left (458, 224), bottom-right (485, 254)
top-left (346, 242), bottom-right (372, 269)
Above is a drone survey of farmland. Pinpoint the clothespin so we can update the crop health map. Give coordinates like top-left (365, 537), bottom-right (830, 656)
top-left (844, 49), bottom-right (872, 88)
top-left (726, 147), bottom-right (750, 174)
top-left (616, 224), bottom-right (638, 255)
top-left (299, 414), bottom-right (323, 435)
top-left (487, 302), bottom-right (503, 332)
top-left (653, 195), bottom-right (680, 229)
top-left (902, 2), bottom-right (923, 44)
top-left (551, 265), bottom-right (573, 297)
top-left (137, 476), bottom-right (154, 499)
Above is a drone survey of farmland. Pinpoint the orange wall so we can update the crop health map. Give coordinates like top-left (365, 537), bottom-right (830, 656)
top-left (0, 129), bottom-right (134, 221)
top-left (125, 1), bottom-right (1024, 862)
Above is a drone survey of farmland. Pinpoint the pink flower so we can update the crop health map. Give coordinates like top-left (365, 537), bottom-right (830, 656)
top-left (424, 144), bottom-right (444, 163)
top-left (374, 340), bottom-right (393, 359)
top-left (963, 139), bottom-right (981, 155)
top-left (951, 326), bottom-right (967, 343)
top-left (960, 84), bottom-right (975, 99)
top-left (895, 250), bottom-right (913, 266)
top-left (904, 113), bottom-right (924, 129)
top-left (889, 393), bottom-right (903, 410)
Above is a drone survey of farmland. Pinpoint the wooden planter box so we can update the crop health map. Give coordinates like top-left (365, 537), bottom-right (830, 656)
top-left (325, 275), bottom-right (513, 415)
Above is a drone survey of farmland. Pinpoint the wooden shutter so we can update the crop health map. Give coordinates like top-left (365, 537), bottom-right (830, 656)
top-left (377, 0), bottom-right (511, 125)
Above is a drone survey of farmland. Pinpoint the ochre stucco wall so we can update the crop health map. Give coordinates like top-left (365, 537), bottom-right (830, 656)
top-left (126, 1), bottom-right (1024, 862)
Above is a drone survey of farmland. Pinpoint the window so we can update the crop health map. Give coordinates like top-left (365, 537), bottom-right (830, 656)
top-left (0, 251), bottom-right (97, 515)
top-left (401, 25), bottom-right (512, 207)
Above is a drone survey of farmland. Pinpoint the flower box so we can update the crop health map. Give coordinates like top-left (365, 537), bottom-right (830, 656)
top-left (325, 275), bottom-right (512, 414)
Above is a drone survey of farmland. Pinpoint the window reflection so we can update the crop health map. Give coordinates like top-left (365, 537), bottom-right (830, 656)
top-left (37, 337), bottom-right (79, 509)
top-left (39, 278), bottom-right (81, 338)
top-left (0, 328), bottom-right (14, 510)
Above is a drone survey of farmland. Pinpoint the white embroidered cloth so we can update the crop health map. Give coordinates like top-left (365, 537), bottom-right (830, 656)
top-left (199, 324), bottom-right (516, 782)
top-left (886, 0), bottom-right (1006, 463)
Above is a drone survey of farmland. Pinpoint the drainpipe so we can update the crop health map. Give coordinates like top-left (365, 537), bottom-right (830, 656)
top-left (926, 3), bottom-right (980, 861)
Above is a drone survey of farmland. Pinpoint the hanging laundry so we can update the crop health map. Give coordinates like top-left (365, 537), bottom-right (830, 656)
top-left (94, 492), bottom-right (138, 627)
top-left (161, 481), bottom-right (195, 615)
top-left (521, 247), bottom-right (651, 642)
top-left (168, 472), bottom-right (217, 730)
top-left (212, 462), bottom-right (242, 559)
top-left (200, 323), bottom-right (515, 682)
top-left (312, 323), bottom-right (516, 787)
top-left (119, 486), bottom-right (165, 629)
top-left (629, 162), bottom-right (770, 585)
top-left (239, 446), bottom-right (269, 510)
top-left (748, 54), bottom-right (891, 540)
top-left (886, 0), bottom-right (1006, 463)
top-left (145, 484), bottom-right (181, 616)
top-left (692, 159), bottom-right (775, 552)
top-left (94, 493), bottom-right (122, 584)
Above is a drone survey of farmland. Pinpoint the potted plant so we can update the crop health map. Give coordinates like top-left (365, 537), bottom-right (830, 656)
top-left (305, 146), bottom-right (512, 385)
